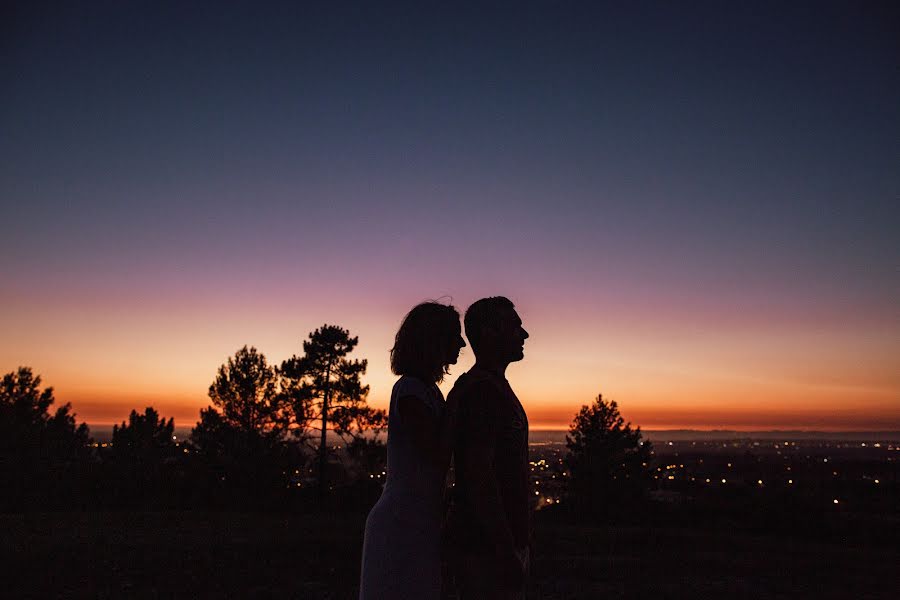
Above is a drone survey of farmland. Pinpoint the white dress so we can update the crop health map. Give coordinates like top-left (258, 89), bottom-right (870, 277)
top-left (359, 376), bottom-right (447, 600)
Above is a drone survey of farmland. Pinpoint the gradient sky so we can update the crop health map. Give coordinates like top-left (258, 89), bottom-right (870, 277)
top-left (2, 1), bottom-right (898, 430)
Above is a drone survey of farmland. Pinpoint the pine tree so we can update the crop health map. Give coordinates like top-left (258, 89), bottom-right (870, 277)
top-left (206, 345), bottom-right (287, 435)
top-left (279, 324), bottom-right (384, 498)
top-left (191, 346), bottom-right (291, 508)
top-left (109, 407), bottom-right (177, 507)
top-left (0, 367), bottom-right (91, 509)
top-left (112, 407), bottom-right (175, 463)
top-left (565, 393), bottom-right (653, 517)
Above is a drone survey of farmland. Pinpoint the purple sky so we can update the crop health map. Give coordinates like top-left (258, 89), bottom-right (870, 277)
top-left (2, 1), bottom-right (898, 428)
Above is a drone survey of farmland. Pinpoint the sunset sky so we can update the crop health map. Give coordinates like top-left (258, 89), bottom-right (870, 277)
top-left (2, 2), bottom-right (898, 430)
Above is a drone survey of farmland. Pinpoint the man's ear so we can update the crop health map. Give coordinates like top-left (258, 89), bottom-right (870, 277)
top-left (481, 324), bottom-right (500, 342)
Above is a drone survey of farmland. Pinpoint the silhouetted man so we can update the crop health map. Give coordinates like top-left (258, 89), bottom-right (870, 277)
top-left (446, 296), bottom-right (531, 599)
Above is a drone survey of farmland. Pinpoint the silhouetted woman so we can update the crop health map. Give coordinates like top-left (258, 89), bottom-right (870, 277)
top-left (359, 302), bottom-right (466, 600)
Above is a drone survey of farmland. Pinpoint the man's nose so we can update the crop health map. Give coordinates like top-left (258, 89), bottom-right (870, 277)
top-left (522, 328), bottom-right (529, 340)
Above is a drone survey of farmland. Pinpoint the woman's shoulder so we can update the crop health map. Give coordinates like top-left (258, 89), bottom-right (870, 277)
top-left (392, 376), bottom-right (444, 417)
top-left (392, 375), bottom-right (431, 399)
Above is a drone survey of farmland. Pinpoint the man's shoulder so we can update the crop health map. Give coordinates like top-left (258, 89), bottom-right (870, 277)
top-left (449, 368), bottom-right (504, 400)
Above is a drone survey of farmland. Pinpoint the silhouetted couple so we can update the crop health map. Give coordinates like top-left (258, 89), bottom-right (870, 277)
top-left (359, 297), bottom-right (531, 599)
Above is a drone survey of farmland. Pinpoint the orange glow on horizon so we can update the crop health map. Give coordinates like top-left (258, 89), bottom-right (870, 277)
top-left (54, 385), bottom-right (900, 432)
top-left (3, 293), bottom-right (898, 432)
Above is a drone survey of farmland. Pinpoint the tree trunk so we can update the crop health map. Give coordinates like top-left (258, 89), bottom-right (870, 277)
top-left (318, 363), bottom-right (331, 503)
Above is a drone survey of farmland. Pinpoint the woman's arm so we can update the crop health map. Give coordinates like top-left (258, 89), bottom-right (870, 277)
top-left (397, 394), bottom-right (451, 469)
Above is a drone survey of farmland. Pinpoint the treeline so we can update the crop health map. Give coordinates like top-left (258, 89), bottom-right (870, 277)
top-left (0, 324), bottom-right (388, 512)
top-left (1, 323), bottom-right (654, 515)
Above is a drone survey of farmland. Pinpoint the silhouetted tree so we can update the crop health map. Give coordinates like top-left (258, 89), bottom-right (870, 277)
top-left (279, 325), bottom-right (385, 498)
top-left (565, 393), bottom-right (653, 518)
top-left (0, 367), bottom-right (92, 509)
top-left (107, 407), bottom-right (179, 507)
top-left (191, 347), bottom-right (291, 508)
top-left (207, 345), bottom-right (288, 434)
top-left (112, 407), bottom-right (175, 462)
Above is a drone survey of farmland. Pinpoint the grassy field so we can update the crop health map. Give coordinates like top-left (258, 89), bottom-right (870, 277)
top-left (2, 510), bottom-right (897, 599)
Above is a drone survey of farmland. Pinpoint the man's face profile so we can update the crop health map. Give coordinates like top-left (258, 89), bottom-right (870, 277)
top-left (504, 308), bottom-right (529, 362)
top-left (485, 307), bottom-right (528, 363)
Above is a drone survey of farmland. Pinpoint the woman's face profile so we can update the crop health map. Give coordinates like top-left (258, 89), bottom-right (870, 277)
top-left (445, 321), bottom-right (466, 366)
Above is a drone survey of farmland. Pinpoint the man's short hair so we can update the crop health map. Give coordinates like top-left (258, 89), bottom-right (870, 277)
top-left (464, 296), bottom-right (515, 353)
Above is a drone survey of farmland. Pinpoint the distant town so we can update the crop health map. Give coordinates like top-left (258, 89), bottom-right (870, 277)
top-left (84, 424), bottom-right (898, 517)
top-left (527, 434), bottom-right (898, 512)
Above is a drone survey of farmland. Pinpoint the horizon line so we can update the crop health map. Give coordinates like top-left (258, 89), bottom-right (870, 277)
top-left (82, 422), bottom-right (900, 434)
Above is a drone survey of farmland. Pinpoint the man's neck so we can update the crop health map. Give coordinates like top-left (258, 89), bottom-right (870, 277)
top-left (473, 358), bottom-right (510, 378)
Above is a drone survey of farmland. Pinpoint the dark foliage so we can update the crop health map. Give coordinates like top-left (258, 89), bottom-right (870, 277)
top-left (279, 325), bottom-right (386, 497)
top-left (564, 393), bottom-right (653, 519)
top-left (1, 338), bottom-right (387, 513)
top-left (112, 407), bottom-right (175, 462)
top-left (190, 347), bottom-right (295, 509)
top-left (208, 345), bottom-right (289, 434)
top-left (0, 367), bottom-right (93, 510)
top-left (105, 407), bottom-right (183, 508)
top-left (344, 435), bottom-right (387, 482)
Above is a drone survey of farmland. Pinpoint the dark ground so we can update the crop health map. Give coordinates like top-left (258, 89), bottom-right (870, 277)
top-left (2, 510), bottom-right (897, 599)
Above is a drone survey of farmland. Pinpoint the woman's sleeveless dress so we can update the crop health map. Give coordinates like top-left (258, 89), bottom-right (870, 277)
top-left (359, 376), bottom-right (447, 599)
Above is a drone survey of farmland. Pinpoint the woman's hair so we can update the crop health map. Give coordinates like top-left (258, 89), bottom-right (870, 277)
top-left (390, 301), bottom-right (461, 383)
